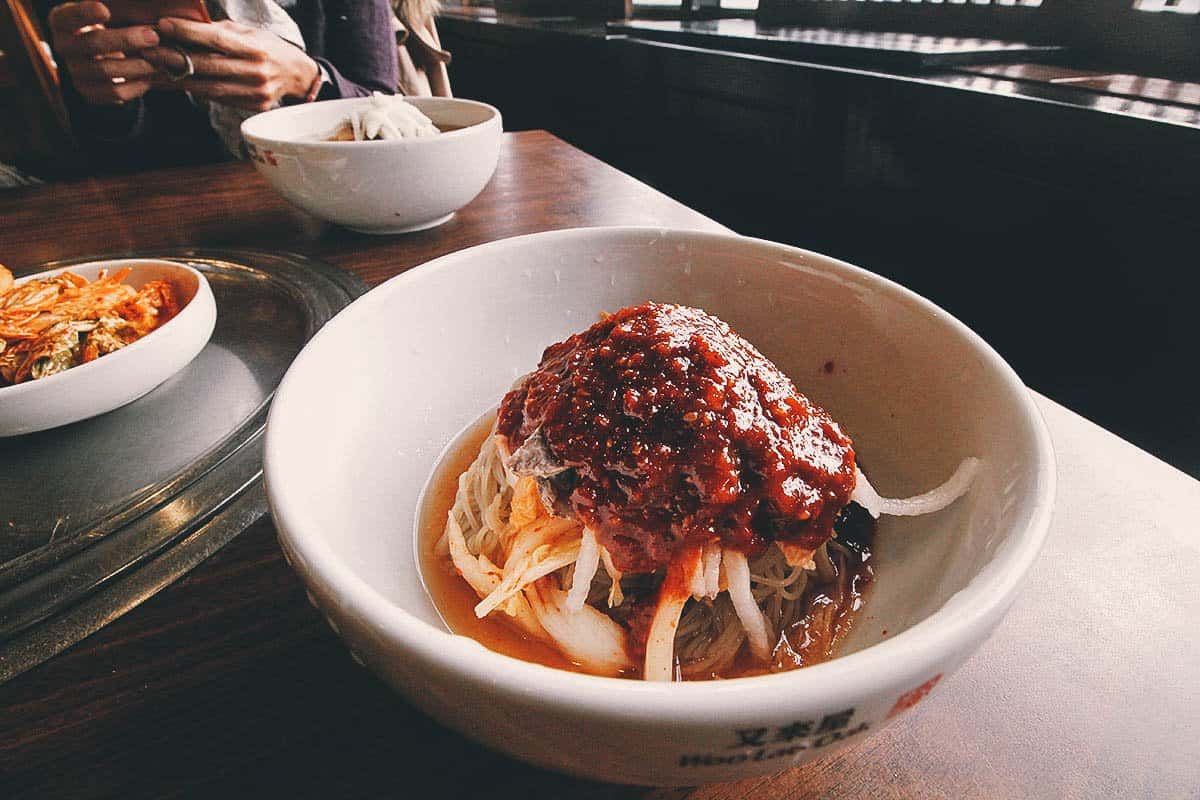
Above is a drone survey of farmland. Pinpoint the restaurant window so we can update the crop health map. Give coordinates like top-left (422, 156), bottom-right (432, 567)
top-left (761, 0), bottom-right (1045, 8)
top-left (632, 0), bottom-right (761, 14)
top-left (1133, 0), bottom-right (1199, 12)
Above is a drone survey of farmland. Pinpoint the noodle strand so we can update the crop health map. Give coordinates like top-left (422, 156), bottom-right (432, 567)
top-left (723, 550), bottom-right (774, 662)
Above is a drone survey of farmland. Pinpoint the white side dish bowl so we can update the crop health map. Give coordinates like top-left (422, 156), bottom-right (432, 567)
top-left (0, 259), bottom-right (215, 437)
top-left (241, 96), bottom-right (503, 234)
top-left (264, 227), bottom-right (1055, 785)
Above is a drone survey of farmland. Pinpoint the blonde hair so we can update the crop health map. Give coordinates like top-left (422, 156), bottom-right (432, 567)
top-left (392, 0), bottom-right (441, 20)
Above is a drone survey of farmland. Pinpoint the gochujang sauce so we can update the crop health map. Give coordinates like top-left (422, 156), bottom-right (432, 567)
top-left (497, 302), bottom-right (857, 573)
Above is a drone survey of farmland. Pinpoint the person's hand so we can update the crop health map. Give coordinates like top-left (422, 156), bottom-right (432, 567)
top-left (48, 2), bottom-right (160, 106)
top-left (143, 17), bottom-right (320, 112)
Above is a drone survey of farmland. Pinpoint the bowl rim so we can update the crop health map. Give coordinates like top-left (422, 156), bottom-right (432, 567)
top-left (0, 258), bottom-right (211, 401)
top-left (240, 95), bottom-right (502, 151)
top-left (264, 226), bottom-right (1057, 718)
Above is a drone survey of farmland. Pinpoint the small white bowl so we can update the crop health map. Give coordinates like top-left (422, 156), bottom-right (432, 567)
top-left (0, 259), bottom-right (216, 437)
top-left (241, 96), bottom-right (502, 234)
top-left (264, 228), bottom-right (1055, 785)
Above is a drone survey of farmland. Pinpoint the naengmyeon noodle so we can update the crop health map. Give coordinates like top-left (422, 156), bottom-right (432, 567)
top-left (436, 302), bottom-right (978, 681)
top-left (438, 426), bottom-right (978, 681)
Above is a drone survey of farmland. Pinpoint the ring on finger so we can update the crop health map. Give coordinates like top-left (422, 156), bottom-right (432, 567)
top-left (163, 45), bottom-right (195, 81)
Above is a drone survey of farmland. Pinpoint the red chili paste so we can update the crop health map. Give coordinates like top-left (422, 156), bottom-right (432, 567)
top-left (498, 303), bottom-right (856, 573)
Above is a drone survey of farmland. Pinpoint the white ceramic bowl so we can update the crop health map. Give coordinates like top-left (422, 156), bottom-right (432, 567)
top-left (0, 259), bottom-right (215, 437)
top-left (264, 227), bottom-right (1055, 785)
top-left (240, 96), bottom-right (502, 234)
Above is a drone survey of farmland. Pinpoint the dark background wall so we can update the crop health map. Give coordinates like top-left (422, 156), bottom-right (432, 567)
top-left (439, 17), bottom-right (1200, 477)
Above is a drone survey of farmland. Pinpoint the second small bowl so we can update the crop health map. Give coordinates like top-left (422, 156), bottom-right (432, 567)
top-left (0, 259), bottom-right (215, 437)
top-left (241, 96), bottom-right (502, 234)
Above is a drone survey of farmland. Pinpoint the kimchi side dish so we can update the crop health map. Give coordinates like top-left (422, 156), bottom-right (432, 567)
top-left (0, 264), bottom-right (180, 387)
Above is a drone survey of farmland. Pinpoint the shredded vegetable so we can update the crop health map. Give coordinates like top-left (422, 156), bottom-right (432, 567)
top-left (851, 458), bottom-right (981, 519)
top-left (0, 264), bottom-right (179, 386)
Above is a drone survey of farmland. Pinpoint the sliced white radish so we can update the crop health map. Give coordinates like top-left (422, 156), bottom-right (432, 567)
top-left (599, 546), bottom-right (624, 608)
top-left (644, 585), bottom-right (689, 682)
top-left (565, 527), bottom-right (601, 612)
top-left (852, 457), bottom-right (981, 519)
top-left (702, 541), bottom-right (722, 599)
top-left (687, 545), bottom-right (707, 599)
top-left (527, 579), bottom-right (631, 676)
top-left (723, 549), bottom-right (773, 662)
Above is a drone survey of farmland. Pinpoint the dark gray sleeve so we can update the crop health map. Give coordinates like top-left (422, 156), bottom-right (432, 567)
top-left (307, 0), bottom-right (399, 99)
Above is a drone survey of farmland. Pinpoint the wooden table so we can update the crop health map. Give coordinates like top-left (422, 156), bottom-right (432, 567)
top-left (1, 131), bottom-right (1197, 799)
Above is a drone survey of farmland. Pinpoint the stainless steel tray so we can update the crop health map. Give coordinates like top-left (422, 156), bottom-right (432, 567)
top-left (0, 249), bottom-right (365, 682)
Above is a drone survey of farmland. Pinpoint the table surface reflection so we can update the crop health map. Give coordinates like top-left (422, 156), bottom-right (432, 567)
top-left (0, 131), bottom-right (1196, 800)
